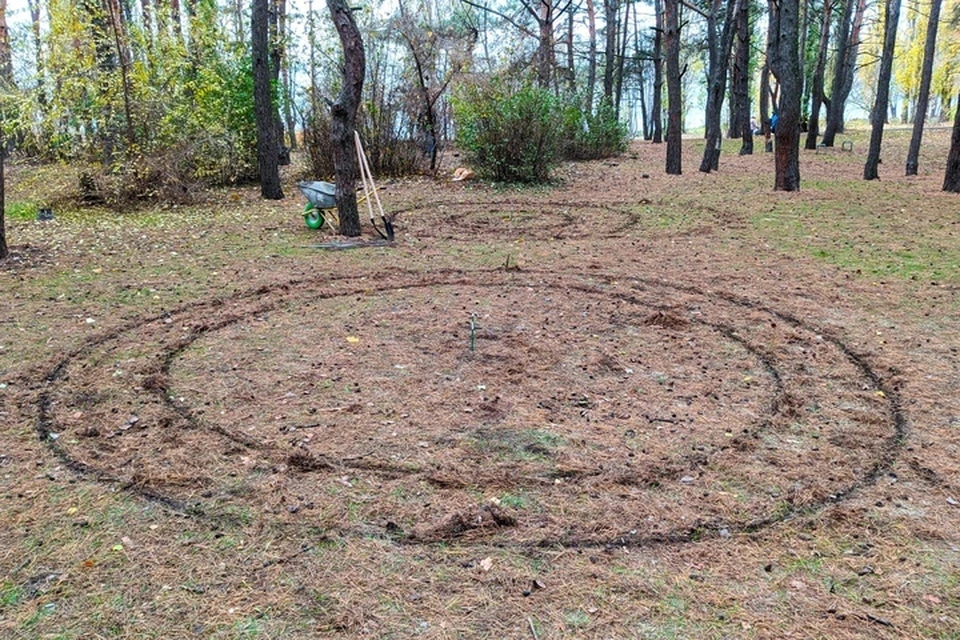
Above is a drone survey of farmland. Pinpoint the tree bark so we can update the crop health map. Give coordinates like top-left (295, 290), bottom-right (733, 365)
top-left (27, 0), bottom-right (45, 107)
top-left (235, 0), bottom-right (245, 43)
top-left (603, 0), bottom-right (618, 102)
top-left (905, 0), bottom-right (941, 175)
top-left (664, 0), bottom-right (681, 174)
top-left (614, 0), bottom-right (630, 113)
top-left (170, 0), bottom-right (184, 42)
top-left (770, 0), bottom-right (802, 190)
top-left (0, 0), bottom-right (6, 258)
top-left (253, 0), bottom-right (283, 199)
top-left (536, 0), bottom-right (556, 88)
top-left (327, 0), bottom-right (365, 236)
top-left (804, 0), bottom-right (831, 149)
top-left (279, 0), bottom-right (297, 151)
top-left (567, 8), bottom-right (576, 92)
top-left (586, 0), bottom-right (598, 110)
top-left (0, 142), bottom-right (6, 260)
top-left (699, 0), bottom-right (741, 173)
top-left (0, 0), bottom-right (13, 86)
top-left (863, 0), bottom-right (902, 180)
top-left (760, 55), bottom-right (771, 152)
top-left (270, 0), bottom-right (289, 165)
top-left (652, 0), bottom-right (663, 143)
top-left (106, 0), bottom-right (136, 145)
top-left (735, 0), bottom-right (752, 155)
top-left (944, 90), bottom-right (960, 192)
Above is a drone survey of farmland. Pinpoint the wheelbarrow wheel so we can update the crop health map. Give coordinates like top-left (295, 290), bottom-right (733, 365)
top-left (304, 206), bottom-right (325, 230)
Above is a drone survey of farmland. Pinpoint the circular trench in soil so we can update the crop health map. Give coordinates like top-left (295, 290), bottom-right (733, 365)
top-left (37, 269), bottom-right (905, 548)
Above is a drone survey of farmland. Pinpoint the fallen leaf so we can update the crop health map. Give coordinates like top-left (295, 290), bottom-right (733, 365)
top-left (346, 336), bottom-right (360, 344)
top-left (479, 557), bottom-right (494, 572)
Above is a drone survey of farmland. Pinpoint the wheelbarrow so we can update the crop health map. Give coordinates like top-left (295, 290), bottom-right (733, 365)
top-left (297, 134), bottom-right (394, 240)
top-left (296, 181), bottom-right (340, 230)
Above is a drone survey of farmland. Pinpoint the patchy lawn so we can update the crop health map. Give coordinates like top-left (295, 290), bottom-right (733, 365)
top-left (1, 126), bottom-right (959, 638)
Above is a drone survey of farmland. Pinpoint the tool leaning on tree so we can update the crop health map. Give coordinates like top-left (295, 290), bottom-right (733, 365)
top-left (295, 131), bottom-right (394, 241)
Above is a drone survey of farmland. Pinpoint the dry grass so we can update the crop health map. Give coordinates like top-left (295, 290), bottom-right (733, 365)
top-left (1, 126), bottom-right (959, 638)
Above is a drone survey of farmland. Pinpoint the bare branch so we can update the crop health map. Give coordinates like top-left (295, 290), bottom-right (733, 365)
top-left (457, 0), bottom-right (537, 38)
top-left (680, 0), bottom-right (709, 19)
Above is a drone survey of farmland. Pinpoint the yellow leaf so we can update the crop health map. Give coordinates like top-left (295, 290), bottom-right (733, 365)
top-left (346, 336), bottom-right (360, 344)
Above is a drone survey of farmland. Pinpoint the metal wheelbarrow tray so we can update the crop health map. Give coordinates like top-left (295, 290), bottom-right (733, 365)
top-left (297, 181), bottom-right (338, 229)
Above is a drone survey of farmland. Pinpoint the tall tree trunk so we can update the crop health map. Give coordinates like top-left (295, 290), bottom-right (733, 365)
top-left (269, 0), bottom-right (288, 165)
top-left (944, 90), bottom-right (960, 192)
top-left (614, 0), bottom-right (630, 113)
top-left (761, 4), bottom-right (776, 154)
top-left (567, 8), bottom-right (576, 92)
top-left (0, 0), bottom-right (13, 85)
top-left (735, 0), bottom-right (752, 155)
top-left (664, 0), bottom-right (681, 174)
top-left (27, 0), bottom-right (45, 107)
top-left (864, 0), bottom-right (902, 180)
top-left (728, 61), bottom-right (740, 138)
top-left (603, 0), bottom-right (618, 102)
top-left (798, 0), bottom-right (810, 102)
top-left (82, 0), bottom-right (119, 164)
top-left (140, 0), bottom-right (153, 42)
top-left (905, 0), bottom-right (941, 175)
top-left (0, 141), bottom-right (6, 260)
top-left (170, 0), bottom-right (184, 41)
top-left (638, 61), bottom-right (650, 139)
top-left (700, 0), bottom-right (741, 173)
top-left (235, 0), bottom-right (245, 44)
top-left (823, 0), bottom-right (865, 146)
top-left (586, 0), bottom-right (598, 110)
top-left (106, 0), bottom-right (136, 144)
top-left (770, 0), bottom-right (802, 190)
top-left (327, 0), bottom-right (364, 235)
top-left (804, 0), bottom-right (831, 149)
top-left (0, 7), bottom-right (8, 260)
top-left (253, 0), bottom-right (283, 199)
top-left (398, 0), bottom-right (439, 170)
top-left (280, 0), bottom-right (297, 151)
top-left (652, 0), bottom-right (663, 143)
top-left (307, 0), bottom-right (319, 117)
top-left (536, 0), bottom-right (555, 88)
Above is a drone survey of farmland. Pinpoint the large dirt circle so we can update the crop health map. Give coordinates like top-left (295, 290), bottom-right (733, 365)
top-left (38, 269), bottom-right (903, 547)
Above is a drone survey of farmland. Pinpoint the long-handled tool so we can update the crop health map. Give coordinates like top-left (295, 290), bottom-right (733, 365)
top-left (353, 131), bottom-right (394, 241)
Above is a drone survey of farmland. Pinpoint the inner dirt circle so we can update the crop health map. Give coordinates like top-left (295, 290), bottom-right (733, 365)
top-left (38, 270), bottom-right (903, 547)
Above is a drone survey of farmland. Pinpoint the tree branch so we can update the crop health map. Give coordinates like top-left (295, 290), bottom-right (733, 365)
top-left (457, 0), bottom-right (537, 38)
top-left (680, 0), bottom-right (709, 19)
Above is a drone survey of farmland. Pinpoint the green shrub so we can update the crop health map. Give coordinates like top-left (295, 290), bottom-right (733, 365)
top-left (561, 99), bottom-right (629, 160)
top-left (452, 80), bottom-right (561, 183)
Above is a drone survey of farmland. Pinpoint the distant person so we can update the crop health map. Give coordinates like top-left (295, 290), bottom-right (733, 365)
top-left (770, 112), bottom-right (779, 133)
top-left (751, 117), bottom-right (759, 134)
